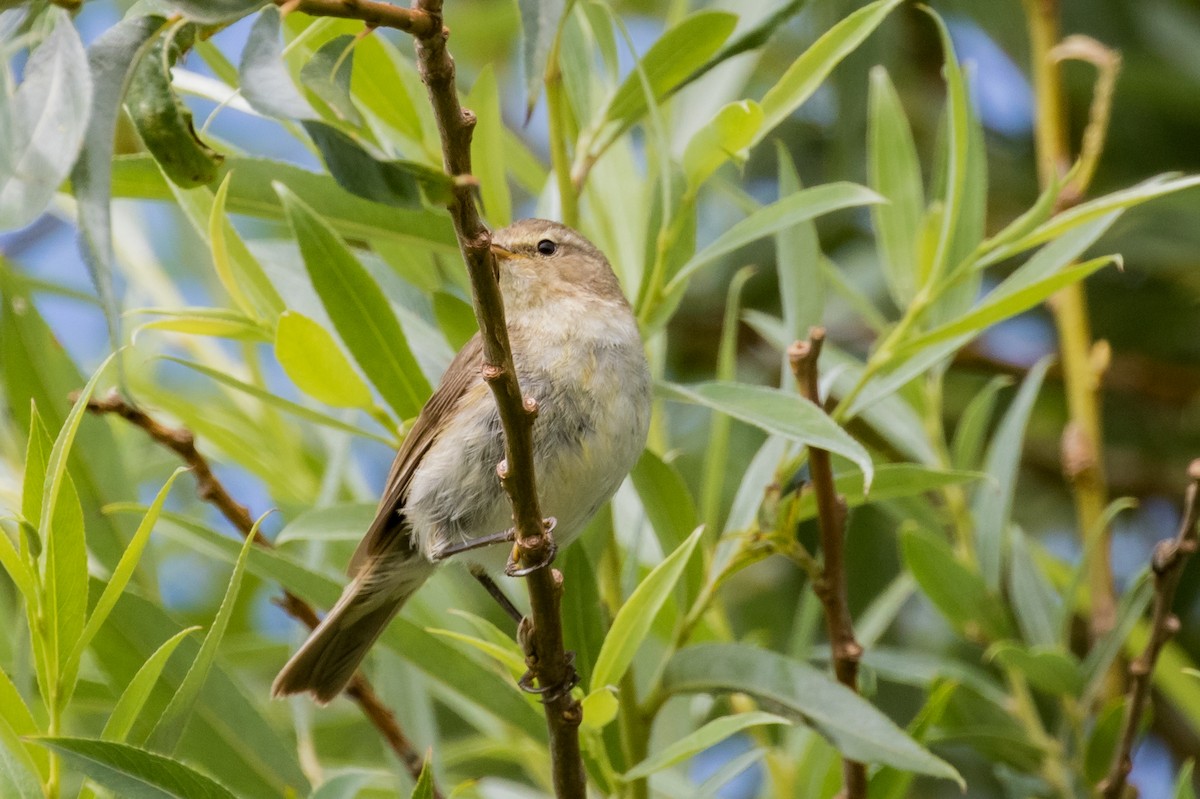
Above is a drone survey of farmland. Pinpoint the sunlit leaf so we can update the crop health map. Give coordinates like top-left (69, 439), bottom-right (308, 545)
top-left (36, 737), bottom-right (237, 799)
top-left (275, 310), bottom-right (374, 409)
top-left (102, 628), bottom-right (201, 743)
top-left (624, 712), bottom-right (791, 780)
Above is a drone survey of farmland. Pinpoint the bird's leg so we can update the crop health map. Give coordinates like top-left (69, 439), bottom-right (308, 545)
top-left (433, 528), bottom-right (515, 559)
top-left (469, 567), bottom-right (523, 624)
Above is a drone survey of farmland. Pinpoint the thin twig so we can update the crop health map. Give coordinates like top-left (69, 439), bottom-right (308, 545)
top-left (408, 2), bottom-right (586, 796)
top-left (1097, 459), bottom-right (1200, 799)
top-left (274, 0), bottom-right (436, 36)
top-left (77, 391), bottom-right (440, 799)
top-left (787, 328), bottom-right (866, 799)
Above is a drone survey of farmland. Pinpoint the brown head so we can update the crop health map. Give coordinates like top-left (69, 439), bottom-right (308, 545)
top-left (490, 219), bottom-right (627, 311)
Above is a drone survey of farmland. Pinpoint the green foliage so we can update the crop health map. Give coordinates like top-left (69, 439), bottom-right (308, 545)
top-left (1, 1), bottom-right (1199, 797)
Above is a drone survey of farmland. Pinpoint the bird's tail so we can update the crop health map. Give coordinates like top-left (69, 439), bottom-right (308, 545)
top-left (272, 556), bottom-right (435, 704)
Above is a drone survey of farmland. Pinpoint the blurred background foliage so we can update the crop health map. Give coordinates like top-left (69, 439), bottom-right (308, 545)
top-left (1, 0), bottom-right (1199, 797)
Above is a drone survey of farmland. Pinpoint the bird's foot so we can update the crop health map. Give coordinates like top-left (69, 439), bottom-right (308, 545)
top-left (504, 517), bottom-right (558, 577)
top-left (517, 650), bottom-right (579, 704)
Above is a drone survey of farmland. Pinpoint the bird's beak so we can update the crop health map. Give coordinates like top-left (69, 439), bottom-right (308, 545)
top-left (490, 242), bottom-right (517, 261)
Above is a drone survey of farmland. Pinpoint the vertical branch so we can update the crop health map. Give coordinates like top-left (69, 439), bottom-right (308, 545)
top-left (1098, 460), bottom-right (1200, 799)
top-left (1023, 0), bottom-right (1119, 639)
top-left (410, 3), bottom-right (586, 796)
top-left (787, 328), bottom-right (866, 799)
top-left (77, 392), bottom-right (439, 798)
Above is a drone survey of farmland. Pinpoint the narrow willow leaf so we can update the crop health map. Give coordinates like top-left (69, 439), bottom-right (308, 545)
top-left (867, 66), bottom-right (923, 306)
top-left (755, 0), bottom-right (903, 144)
top-left (36, 737), bottom-right (237, 799)
top-left (1006, 527), bottom-right (1061, 648)
top-left (208, 172), bottom-right (285, 320)
top-left (147, 519), bottom-right (260, 754)
top-left (275, 310), bottom-right (374, 409)
top-left (0, 9), bottom-right (91, 231)
top-left (987, 643), bottom-right (1082, 696)
top-left (239, 8), bottom-right (314, 119)
top-left (666, 183), bottom-right (881, 293)
top-left (102, 627), bottom-right (200, 743)
top-left (951, 376), bottom-right (1012, 471)
top-left (303, 121), bottom-right (454, 208)
top-left (792, 465), bottom-right (982, 522)
top-left (1057, 497), bottom-right (1138, 640)
top-left (1081, 573), bottom-right (1152, 704)
top-left (844, 336), bottom-right (968, 420)
top-left (62, 468), bottom-right (189, 706)
top-left (0, 667), bottom-right (45, 782)
top-left (774, 143), bottom-right (824, 344)
top-left (301, 35), bottom-right (362, 126)
top-left (579, 687), bottom-right (619, 730)
top-left (72, 16), bottom-right (165, 365)
top-left (901, 526), bottom-right (1013, 640)
top-left (410, 755), bottom-right (435, 799)
top-left (277, 184), bottom-right (432, 418)
top-left (169, 0), bottom-right (263, 24)
top-left (131, 307), bottom-right (271, 341)
top-left (42, 354), bottom-right (114, 707)
top-left (590, 527), bottom-right (704, 692)
top-left (974, 177), bottom-right (1061, 266)
top-left (518, 0), bottom-right (567, 113)
top-left (599, 12), bottom-right (736, 134)
top-left (724, 435), bottom-right (788, 535)
top-left (161, 358), bottom-right (394, 446)
top-left (126, 23), bottom-right (223, 187)
top-left (424, 628), bottom-right (525, 675)
top-left (111, 155), bottom-right (460, 251)
top-left (350, 34), bottom-right (426, 145)
top-left (274, 503), bottom-right (377, 546)
top-left (972, 356), bottom-right (1053, 592)
top-left (675, 0), bottom-right (805, 94)
top-left (0, 715), bottom-right (41, 799)
top-left (660, 382), bottom-right (873, 489)
top-left (466, 65), bottom-right (512, 227)
top-left (624, 712), bottom-right (791, 780)
top-left (981, 173), bottom-right (1200, 267)
top-left (682, 100), bottom-right (763, 189)
top-left (631, 449), bottom-right (702, 601)
top-left (663, 644), bottom-right (962, 784)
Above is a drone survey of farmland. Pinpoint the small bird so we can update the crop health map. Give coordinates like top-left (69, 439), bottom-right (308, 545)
top-left (273, 219), bottom-right (651, 703)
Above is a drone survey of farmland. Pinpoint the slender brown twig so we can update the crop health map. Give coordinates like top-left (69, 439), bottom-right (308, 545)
top-left (787, 328), bottom-right (866, 799)
top-left (1097, 459), bottom-right (1200, 799)
top-left (76, 390), bottom-right (440, 799)
top-left (407, 2), bottom-right (586, 795)
top-left (273, 0), bottom-right (436, 35)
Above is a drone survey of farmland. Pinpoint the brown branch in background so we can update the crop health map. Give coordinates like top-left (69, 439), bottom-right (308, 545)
top-left (409, 1), bottom-right (586, 796)
top-left (787, 328), bottom-right (866, 799)
top-left (77, 391), bottom-right (441, 799)
top-left (1097, 459), bottom-right (1200, 799)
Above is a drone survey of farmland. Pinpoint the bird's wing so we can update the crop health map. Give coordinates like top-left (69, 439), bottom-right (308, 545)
top-left (348, 333), bottom-right (486, 576)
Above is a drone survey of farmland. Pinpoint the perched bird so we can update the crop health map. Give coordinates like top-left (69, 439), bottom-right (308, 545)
top-left (273, 219), bottom-right (651, 703)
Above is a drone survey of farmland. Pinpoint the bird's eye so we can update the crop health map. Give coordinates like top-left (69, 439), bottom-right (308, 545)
top-left (536, 239), bottom-right (557, 256)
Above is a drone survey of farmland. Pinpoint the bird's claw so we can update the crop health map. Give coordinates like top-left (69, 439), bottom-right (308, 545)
top-left (517, 651), bottom-right (578, 703)
top-left (504, 517), bottom-right (558, 576)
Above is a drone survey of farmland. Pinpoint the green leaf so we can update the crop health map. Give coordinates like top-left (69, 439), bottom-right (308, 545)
top-left (665, 182), bottom-right (882, 293)
top-left (598, 10), bottom-right (736, 133)
top-left (168, 0), bottom-right (263, 24)
top-left (277, 183), bottom-right (432, 418)
top-left (980, 173), bottom-right (1200, 267)
top-left (72, 16), bottom-right (166, 365)
top-left (791, 465), bottom-right (982, 522)
top-left (131, 307), bottom-right (271, 341)
top-left (901, 526), bottom-right (1012, 639)
top-left (160, 358), bottom-right (394, 446)
top-left (660, 382), bottom-right (873, 489)
top-left (349, 34), bottom-right (427, 147)
top-left (1173, 760), bottom-right (1196, 799)
top-left (755, 0), bottom-right (903, 145)
top-left (239, 8), bottom-right (313, 119)
top-left (126, 24), bottom-right (223, 188)
top-left (0, 668), bottom-right (40, 773)
top-left (518, 0), bottom-right (567, 113)
top-left (42, 354), bottom-right (114, 707)
top-left (867, 66), bottom-right (924, 306)
top-left (0, 714), bottom-right (42, 799)
top-left (0, 9), bottom-right (91, 231)
top-left (579, 687), bottom-right (619, 731)
top-left (275, 310), bottom-right (374, 409)
top-left (560, 541), bottom-right (605, 691)
top-left (921, 9), bottom-right (968, 286)
top-left (274, 503), bottom-right (377, 546)
top-left (424, 626), bottom-right (525, 675)
top-left (1083, 698), bottom-right (1126, 786)
top-left (682, 100), bottom-right (763, 188)
top-left (303, 121), bottom-right (454, 208)
top-left (1081, 573), bottom-right (1152, 705)
top-left (590, 527), bottom-right (703, 692)
top-left (662, 643), bottom-right (962, 784)
top-left (972, 356), bottom-right (1053, 592)
top-left (148, 520), bottom-right (260, 754)
top-left (629, 449), bottom-right (699, 568)
top-left (951, 376), bottom-right (1012, 471)
top-left (36, 737), bottom-right (236, 799)
top-left (987, 643), bottom-right (1082, 696)
top-left (110, 155), bottom-right (458, 251)
top-left (466, 65), bottom-right (512, 228)
top-left (623, 712), bottom-right (791, 780)
top-left (63, 468), bottom-right (189, 706)
top-left (774, 144), bottom-right (824, 347)
top-left (300, 35), bottom-right (362, 125)
top-left (409, 755), bottom-right (435, 799)
top-left (103, 628), bottom-right (201, 743)
top-left (1006, 527), bottom-right (1060, 648)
